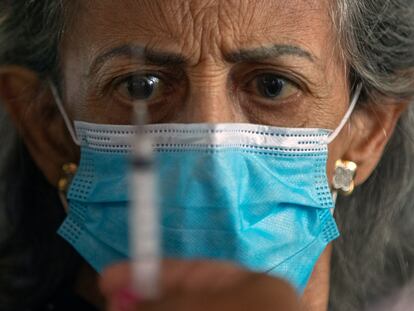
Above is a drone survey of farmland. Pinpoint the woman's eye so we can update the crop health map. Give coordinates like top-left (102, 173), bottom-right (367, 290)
top-left (117, 75), bottom-right (164, 101)
top-left (247, 74), bottom-right (298, 101)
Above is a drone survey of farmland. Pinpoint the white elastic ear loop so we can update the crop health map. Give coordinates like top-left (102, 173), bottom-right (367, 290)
top-left (327, 83), bottom-right (363, 144)
top-left (331, 191), bottom-right (338, 214)
top-left (328, 84), bottom-right (362, 212)
top-left (48, 80), bottom-right (81, 146)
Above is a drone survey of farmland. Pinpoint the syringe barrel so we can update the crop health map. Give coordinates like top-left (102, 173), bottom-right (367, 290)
top-left (129, 134), bottom-right (161, 299)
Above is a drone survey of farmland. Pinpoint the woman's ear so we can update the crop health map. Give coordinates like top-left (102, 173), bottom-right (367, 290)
top-left (0, 65), bottom-right (79, 186)
top-left (343, 99), bottom-right (408, 186)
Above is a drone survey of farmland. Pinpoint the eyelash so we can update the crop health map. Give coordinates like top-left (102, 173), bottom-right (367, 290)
top-left (241, 68), bottom-right (303, 91)
top-left (113, 72), bottom-right (161, 90)
top-left (100, 71), bottom-right (167, 100)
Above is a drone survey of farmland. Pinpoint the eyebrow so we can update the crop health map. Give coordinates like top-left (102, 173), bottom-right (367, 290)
top-left (88, 44), bottom-right (187, 76)
top-left (89, 43), bottom-right (314, 76)
top-left (224, 45), bottom-right (314, 63)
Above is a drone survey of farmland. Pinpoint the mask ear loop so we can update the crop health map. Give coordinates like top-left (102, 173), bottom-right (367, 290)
top-left (48, 80), bottom-right (81, 146)
top-left (331, 192), bottom-right (338, 214)
top-left (48, 80), bottom-right (81, 212)
top-left (326, 83), bottom-right (363, 144)
top-left (328, 83), bottom-right (362, 213)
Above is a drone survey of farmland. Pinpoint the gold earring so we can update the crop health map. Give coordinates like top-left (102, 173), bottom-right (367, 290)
top-left (57, 163), bottom-right (78, 211)
top-left (332, 160), bottom-right (357, 196)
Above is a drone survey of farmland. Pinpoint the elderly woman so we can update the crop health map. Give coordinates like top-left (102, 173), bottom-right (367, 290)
top-left (0, 1), bottom-right (413, 311)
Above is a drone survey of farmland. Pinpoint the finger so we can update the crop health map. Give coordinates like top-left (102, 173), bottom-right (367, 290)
top-left (163, 259), bottom-right (246, 292)
top-left (99, 259), bottom-right (185, 303)
top-left (140, 276), bottom-right (299, 311)
top-left (100, 259), bottom-right (252, 296)
top-left (99, 261), bottom-right (132, 297)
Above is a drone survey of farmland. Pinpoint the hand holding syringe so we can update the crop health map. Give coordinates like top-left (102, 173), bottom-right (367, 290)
top-left (129, 100), bottom-right (161, 299)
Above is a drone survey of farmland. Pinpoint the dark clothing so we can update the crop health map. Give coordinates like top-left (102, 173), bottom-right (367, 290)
top-left (3, 289), bottom-right (98, 311)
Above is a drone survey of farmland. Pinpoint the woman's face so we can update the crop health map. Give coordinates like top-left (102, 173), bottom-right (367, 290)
top-left (61, 0), bottom-right (363, 181)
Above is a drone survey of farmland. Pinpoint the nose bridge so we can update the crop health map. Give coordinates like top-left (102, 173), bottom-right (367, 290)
top-left (180, 62), bottom-right (242, 123)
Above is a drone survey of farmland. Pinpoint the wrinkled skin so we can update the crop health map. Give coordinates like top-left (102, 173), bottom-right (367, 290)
top-left (0, 0), bottom-right (406, 310)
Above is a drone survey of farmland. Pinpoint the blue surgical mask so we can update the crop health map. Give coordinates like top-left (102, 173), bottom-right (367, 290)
top-left (54, 84), bottom-right (362, 294)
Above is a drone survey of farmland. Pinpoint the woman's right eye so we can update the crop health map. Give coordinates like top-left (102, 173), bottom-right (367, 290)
top-left (116, 75), bottom-right (165, 101)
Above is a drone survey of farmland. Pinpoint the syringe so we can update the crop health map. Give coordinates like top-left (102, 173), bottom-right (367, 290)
top-left (129, 101), bottom-right (161, 300)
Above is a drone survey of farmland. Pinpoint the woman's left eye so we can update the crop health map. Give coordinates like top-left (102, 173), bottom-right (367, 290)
top-left (246, 74), bottom-right (298, 101)
top-left (115, 75), bottom-right (165, 101)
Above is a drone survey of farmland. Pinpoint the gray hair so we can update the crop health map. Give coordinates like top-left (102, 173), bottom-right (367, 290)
top-left (0, 1), bottom-right (67, 78)
top-left (0, 1), bottom-right (413, 310)
top-left (329, 1), bottom-right (414, 310)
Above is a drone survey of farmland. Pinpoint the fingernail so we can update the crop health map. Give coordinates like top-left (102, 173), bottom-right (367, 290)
top-left (113, 288), bottom-right (140, 311)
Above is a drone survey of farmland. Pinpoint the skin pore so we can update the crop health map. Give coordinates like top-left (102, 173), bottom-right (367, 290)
top-left (0, 0), bottom-right (407, 310)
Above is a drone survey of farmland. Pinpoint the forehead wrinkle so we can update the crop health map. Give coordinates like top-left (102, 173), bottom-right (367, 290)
top-left (173, 1), bottom-right (224, 64)
top-left (233, 0), bottom-right (329, 37)
top-left (155, 1), bottom-right (327, 62)
top-left (133, 0), bottom-right (177, 35)
top-left (71, 0), bottom-right (336, 78)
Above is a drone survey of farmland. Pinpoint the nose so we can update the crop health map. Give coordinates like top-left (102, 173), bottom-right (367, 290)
top-left (177, 63), bottom-right (245, 123)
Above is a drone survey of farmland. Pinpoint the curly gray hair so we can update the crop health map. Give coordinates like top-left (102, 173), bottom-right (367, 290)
top-left (329, 1), bottom-right (414, 310)
top-left (0, 1), bottom-right (413, 310)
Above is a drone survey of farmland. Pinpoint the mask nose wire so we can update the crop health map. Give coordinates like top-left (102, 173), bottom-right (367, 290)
top-left (326, 83), bottom-right (363, 144)
top-left (48, 80), bottom-right (81, 146)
